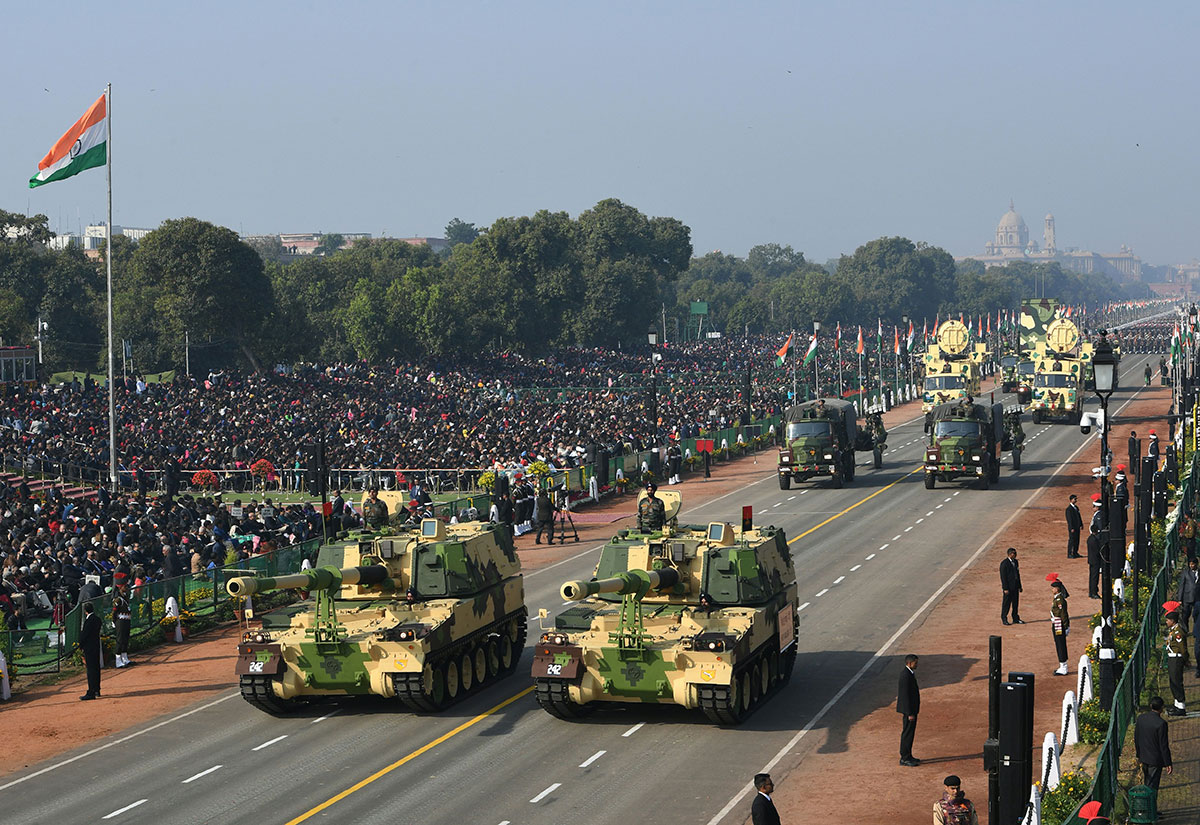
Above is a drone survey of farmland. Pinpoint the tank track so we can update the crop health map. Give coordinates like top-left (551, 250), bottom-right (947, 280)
top-left (697, 643), bottom-right (797, 725)
top-left (534, 677), bottom-right (595, 719)
top-left (239, 674), bottom-right (304, 716)
top-left (393, 609), bottom-right (527, 713)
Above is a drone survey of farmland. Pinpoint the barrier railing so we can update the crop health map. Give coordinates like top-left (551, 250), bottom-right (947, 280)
top-left (1064, 450), bottom-right (1193, 824)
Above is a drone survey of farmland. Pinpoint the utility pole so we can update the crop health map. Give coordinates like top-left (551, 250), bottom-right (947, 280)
top-left (185, 330), bottom-right (190, 378)
top-left (36, 316), bottom-right (45, 364)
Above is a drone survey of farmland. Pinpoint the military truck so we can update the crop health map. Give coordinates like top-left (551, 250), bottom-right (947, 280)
top-left (1000, 354), bottom-right (1020, 392)
top-left (532, 491), bottom-right (798, 724)
top-left (1019, 298), bottom-right (1059, 356)
top-left (1015, 358), bottom-right (1035, 405)
top-left (921, 320), bottom-right (987, 412)
top-left (1029, 318), bottom-right (1091, 424)
top-left (226, 519), bottom-right (526, 714)
top-left (777, 398), bottom-right (859, 489)
top-left (924, 400), bottom-right (1004, 489)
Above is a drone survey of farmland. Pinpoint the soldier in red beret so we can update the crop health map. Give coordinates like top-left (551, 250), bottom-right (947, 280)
top-left (112, 572), bottom-right (133, 668)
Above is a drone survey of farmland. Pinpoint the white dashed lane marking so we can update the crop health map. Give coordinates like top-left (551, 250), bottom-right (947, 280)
top-left (904, 526), bottom-right (914, 532)
top-left (622, 723), bottom-right (644, 737)
top-left (788, 495), bottom-right (797, 501)
top-left (850, 564), bottom-right (861, 571)
top-left (834, 576), bottom-right (845, 584)
top-left (892, 535), bottom-right (901, 541)
top-left (798, 602), bottom-right (811, 611)
top-left (925, 511), bottom-right (934, 517)
top-left (182, 765), bottom-right (222, 784)
top-left (880, 544), bottom-right (889, 550)
top-left (579, 750), bottom-right (606, 768)
top-left (251, 735), bottom-right (287, 752)
top-left (773, 502), bottom-right (782, 507)
top-left (531, 784), bottom-right (561, 803)
top-left (815, 589), bottom-right (829, 598)
top-left (103, 800), bottom-right (148, 820)
top-left (915, 518), bottom-right (924, 524)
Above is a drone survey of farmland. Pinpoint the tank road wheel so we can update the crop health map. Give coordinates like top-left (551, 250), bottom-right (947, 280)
top-left (473, 646), bottom-right (489, 685)
top-left (756, 661), bottom-right (770, 699)
top-left (873, 447), bottom-right (883, 469)
top-left (459, 651), bottom-right (475, 693)
top-left (766, 648), bottom-right (780, 690)
top-left (739, 669), bottom-right (754, 713)
top-left (239, 674), bottom-right (303, 716)
top-left (497, 633), bottom-right (516, 674)
top-left (535, 678), bottom-right (595, 720)
top-left (399, 660), bottom-right (448, 712)
top-left (924, 473), bottom-right (936, 490)
top-left (444, 659), bottom-right (461, 702)
top-left (507, 612), bottom-right (528, 650)
top-left (778, 474), bottom-right (790, 491)
top-left (778, 648), bottom-right (797, 688)
top-left (485, 639), bottom-right (501, 680)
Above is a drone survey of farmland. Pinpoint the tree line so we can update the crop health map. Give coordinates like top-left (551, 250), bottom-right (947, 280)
top-left (0, 203), bottom-right (1143, 374)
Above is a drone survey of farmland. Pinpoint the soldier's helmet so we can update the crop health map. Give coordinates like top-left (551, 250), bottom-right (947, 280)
top-left (645, 481), bottom-right (657, 493)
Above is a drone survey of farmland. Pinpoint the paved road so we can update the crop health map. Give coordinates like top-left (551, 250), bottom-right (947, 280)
top-left (1, 356), bottom-right (1160, 825)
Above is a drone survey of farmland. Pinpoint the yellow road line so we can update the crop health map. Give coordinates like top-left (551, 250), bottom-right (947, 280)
top-left (787, 466), bottom-right (923, 544)
top-left (284, 686), bottom-right (535, 824)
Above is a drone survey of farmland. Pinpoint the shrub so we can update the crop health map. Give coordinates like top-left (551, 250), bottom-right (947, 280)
top-left (1041, 770), bottom-right (1092, 825)
top-left (1077, 698), bottom-right (1111, 744)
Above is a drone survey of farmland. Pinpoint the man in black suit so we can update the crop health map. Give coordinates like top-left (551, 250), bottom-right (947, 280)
top-left (1134, 697), bottom-right (1172, 793)
top-left (1177, 556), bottom-right (1200, 637)
top-left (750, 773), bottom-right (780, 825)
top-left (79, 601), bottom-right (102, 700)
top-left (897, 653), bottom-right (920, 766)
top-left (1065, 495), bottom-right (1083, 558)
top-left (1087, 523), bottom-right (1103, 599)
top-left (1000, 547), bottom-right (1025, 625)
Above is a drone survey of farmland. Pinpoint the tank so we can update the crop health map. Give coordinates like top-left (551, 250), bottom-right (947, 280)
top-left (532, 493), bottom-right (798, 724)
top-left (226, 518), bottom-right (525, 715)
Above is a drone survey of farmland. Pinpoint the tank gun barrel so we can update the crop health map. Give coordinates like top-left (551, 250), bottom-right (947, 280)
top-left (560, 567), bottom-right (680, 602)
top-left (226, 564), bottom-right (392, 598)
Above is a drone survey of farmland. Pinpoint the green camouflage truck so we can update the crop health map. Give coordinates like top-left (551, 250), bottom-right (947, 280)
top-left (1019, 298), bottom-right (1059, 355)
top-left (777, 398), bottom-right (859, 489)
top-left (1029, 318), bottom-right (1091, 424)
top-left (226, 519), bottom-right (526, 714)
top-left (533, 491), bottom-right (797, 724)
top-left (924, 400), bottom-right (1004, 489)
top-left (922, 320), bottom-right (987, 412)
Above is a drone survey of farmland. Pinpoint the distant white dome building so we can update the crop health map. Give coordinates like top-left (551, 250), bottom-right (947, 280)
top-left (984, 201), bottom-right (1030, 255)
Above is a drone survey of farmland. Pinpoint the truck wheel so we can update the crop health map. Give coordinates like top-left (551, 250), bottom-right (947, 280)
top-left (778, 474), bottom-right (791, 491)
top-left (978, 469), bottom-right (990, 490)
top-left (1033, 410), bottom-right (1043, 425)
top-left (832, 470), bottom-right (843, 489)
top-left (1012, 449), bottom-right (1022, 471)
top-left (924, 473), bottom-right (936, 490)
top-left (873, 447), bottom-right (883, 469)
top-left (990, 460), bottom-right (1000, 484)
top-left (845, 458), bottom-right (856, 482)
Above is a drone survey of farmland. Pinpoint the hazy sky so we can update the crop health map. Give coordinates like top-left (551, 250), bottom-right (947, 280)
top-left (5, 1), bottom-right (1200, 265)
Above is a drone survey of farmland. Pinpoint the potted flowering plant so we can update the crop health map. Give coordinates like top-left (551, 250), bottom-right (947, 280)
top-left (249, 459), bottom-right (276, 490)
top-left (191, 469), bottom-right (219, 490)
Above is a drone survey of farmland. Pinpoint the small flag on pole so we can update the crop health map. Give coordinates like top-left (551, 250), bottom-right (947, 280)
top-left (775, 333), bottom-right (794, 367)
top-left (802, 334), bottom-right (818, 366)
top-left (30, 93), bottom-right (107, 188)
top-left (835, 322), bottom-right (841, 351)
top-left (856, 325), bottom-right (864, 355)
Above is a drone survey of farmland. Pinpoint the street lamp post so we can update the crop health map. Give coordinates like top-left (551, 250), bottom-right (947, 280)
top-left (901, 314), bottom-right (909, 398)
top-left (647, 328), bottom-right (658, 441)
top-left (812, 321), bottom-right (822, 399)
top-left (1092, 331), bottom-right (1121, 705)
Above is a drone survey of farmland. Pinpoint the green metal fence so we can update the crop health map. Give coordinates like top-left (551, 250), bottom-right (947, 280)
top-left (2, 537), bottom-right (321, 679)
top-left (1065, 451), bottom-right (1193, 824)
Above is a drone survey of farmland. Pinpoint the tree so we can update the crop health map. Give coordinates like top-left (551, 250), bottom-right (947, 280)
top-left (125, 218), bottom-right (273, 372)
top-left (314, 233), bottom-right (345, 256)
top-left (837, 236), bottom-right (956, 323)
top-left (444, 218), bottom-right (480, 248)
top-left (246, 234), bottom-right (285, 263)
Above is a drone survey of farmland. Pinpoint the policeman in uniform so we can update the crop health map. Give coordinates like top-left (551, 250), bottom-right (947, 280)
top-left (1049, 573), bottom-right (1070, 675)
top-left (112, 573), bottom-right (133, 668)
top-left (933, 775), bottom-right (979, 825)
top-left (362, 487), bottom-right (389, 529)
top-left (1164, 607), bottom-right (1189, 716)
top-left (637, 482), bottom-right (666, 533)
top-left (667, 438), bottom-right (683, 485)
top-left (1148, 430), bottom-right (1161, 466)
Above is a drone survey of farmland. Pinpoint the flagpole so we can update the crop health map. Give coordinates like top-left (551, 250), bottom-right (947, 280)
top-left (106, 83), bottom-right (116, 492)
top-left (791, 329), bottom-right (797, 403)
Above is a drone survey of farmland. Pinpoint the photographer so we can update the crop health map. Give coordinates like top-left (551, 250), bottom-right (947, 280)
top-left (534, 486), bottom-right (558, 545)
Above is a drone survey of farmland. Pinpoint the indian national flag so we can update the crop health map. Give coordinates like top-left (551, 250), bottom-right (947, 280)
top-left (802, 334), bottom-right (818, 366)
top-left (856, 325), bottom-right (864, 355)
top-left (893, 327), bottom-right (900, 356)
top-left (775, 333), bottom-right (794, 366)
top-left (30, 93), bottom-right (107, 188)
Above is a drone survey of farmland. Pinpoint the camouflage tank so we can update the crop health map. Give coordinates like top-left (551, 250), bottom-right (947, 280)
top-left (532, 491), bottom-right (798, 724)
top-left (226, 518), bottom-right (525, 715)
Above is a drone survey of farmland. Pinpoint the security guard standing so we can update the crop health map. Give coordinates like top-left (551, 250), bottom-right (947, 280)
top-left (1049, 573), bottom-right (1071, 675)
top-left (637, 482), bottom-right (666, 533)
top-left (362, 487), bottom-right (389, 529)
top-left (667, 438), bottom-right (683, 485)
top-left (1164, 607), bottom-right (1189, 716)
top-left (112, 573), bottom-right (133, 668)
top-left (79, 601), bottom-right (102, 700)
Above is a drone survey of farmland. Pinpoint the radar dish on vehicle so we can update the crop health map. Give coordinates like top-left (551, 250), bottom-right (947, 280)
top-left (936, 320), bottom-right (971, 355)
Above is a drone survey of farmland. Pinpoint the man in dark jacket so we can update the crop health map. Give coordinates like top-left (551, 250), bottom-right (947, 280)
top-left (1177, 556), bottom-right (1200, 636)
top-left (80, 601), bottom-right (102, 700)
top-left (534, 489), bottom-right (556, 545)
top-left (750, 774), bottom-right (780, 825)
top-left (1087, 523), bottom-right (1103, 599)
top-left (1065, 495), bottom-right (1083, 558)
top-left (1134, 697), bottom-right (1172, 792)
top-left (897, 653), bottom-right (920, 766)
top-left (1000, 547), bottom-right (1024, 625)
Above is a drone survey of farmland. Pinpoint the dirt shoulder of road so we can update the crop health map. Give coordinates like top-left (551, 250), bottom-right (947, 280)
top-left (769, 382), bottom-right (1174, 824)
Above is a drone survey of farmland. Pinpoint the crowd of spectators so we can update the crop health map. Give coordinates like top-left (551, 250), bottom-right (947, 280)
top-left (0, 483), bottom-right (333, 629)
